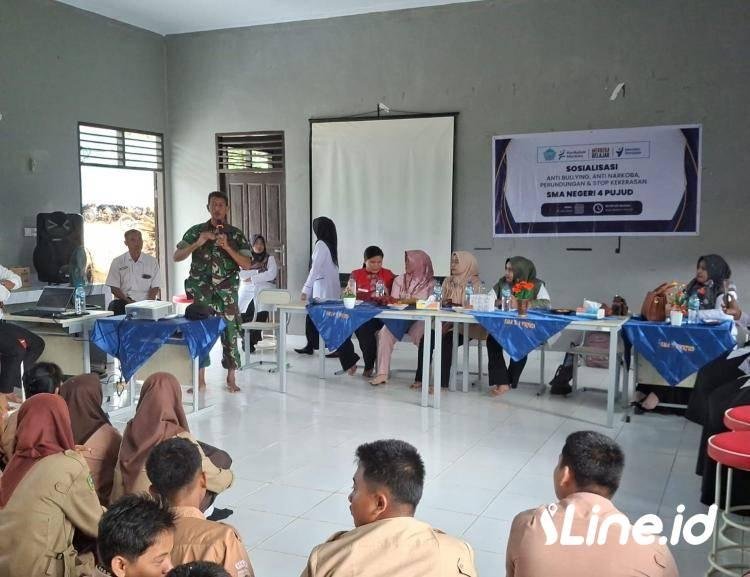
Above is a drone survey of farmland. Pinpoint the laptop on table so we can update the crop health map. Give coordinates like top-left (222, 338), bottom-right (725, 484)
top-left (12, 286), bottom-right (76, 318)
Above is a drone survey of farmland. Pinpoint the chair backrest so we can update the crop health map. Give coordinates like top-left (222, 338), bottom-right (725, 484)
top-left (257, 289), bottom-right (292, 306)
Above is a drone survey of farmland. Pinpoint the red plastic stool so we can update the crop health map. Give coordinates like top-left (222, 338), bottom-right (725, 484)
top-left (707, 431), bottom-right (750, 576)
top-left (725, 406), bottom-right (750, 432)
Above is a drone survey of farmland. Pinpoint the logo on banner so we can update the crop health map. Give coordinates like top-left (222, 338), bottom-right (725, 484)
top-left (543, 148), bottom-right (556, 161)
top-left (591, 146), bottom-right (610, 159)
top-left (616, 146), bottom-right (624, 157)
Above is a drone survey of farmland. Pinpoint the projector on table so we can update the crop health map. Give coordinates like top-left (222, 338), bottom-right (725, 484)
top-left (125, 300), bottom-right (174, 320)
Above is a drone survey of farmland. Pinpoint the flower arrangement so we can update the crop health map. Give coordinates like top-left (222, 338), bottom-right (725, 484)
top-left (668, 284), bottom-right (688, 313)
top-left (512, 281), bottom-right (536, 300)
top-left (342, 286), bottom-right (356, 299)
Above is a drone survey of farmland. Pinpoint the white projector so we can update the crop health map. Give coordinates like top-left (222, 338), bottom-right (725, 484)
top-left (125, 300), bottom-right (174, 320)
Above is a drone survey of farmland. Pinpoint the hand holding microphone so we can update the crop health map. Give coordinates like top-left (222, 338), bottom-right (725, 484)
top-left (214, 222), bottom-right (229, 250)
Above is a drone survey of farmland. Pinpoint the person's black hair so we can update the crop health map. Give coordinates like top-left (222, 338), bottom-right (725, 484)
top-left (560, 431), bottom-right (624, 497)
top-left (22, 362), bottom-right (64, 397)
top-left (97, 494), bottom-right (176, 570)
top-left (312, 216), bottom-right (338, 266)
top-left (685, 254), bottom-right (732, 309)
top-left (207, 190), bottom-right (229, 205)
top-left (355, 439), bottom-right (425, 510)
top-left (146, 437), bottom-right (202, 500)
top-left (363, 245), bottom-right (384, 267)
top-left (167, 561), bottom-right (231, 577)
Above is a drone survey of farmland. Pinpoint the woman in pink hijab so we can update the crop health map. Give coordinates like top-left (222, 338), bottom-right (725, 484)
top-left (370, 250), bottom-right (435, 387)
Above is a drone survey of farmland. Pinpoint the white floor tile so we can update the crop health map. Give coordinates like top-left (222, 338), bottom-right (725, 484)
top-left (300, 492), bottom-right (355, 527)
top-left (462, 516), bottom-right (512, 554)
top-left (250, 548), bottom-right (307, 577)
top-left (474, 549), bottom-right (506, 577)
top-left (416, 506), bottom-right (478, 537)
top-left (237, 483), bottom-right (332, 517)
top-left (419, 480), bottom-right (500, 515)
top-left (229, 508), bottom-right (296, 549)
top-left (483, 492), bottom-right (545, 521)
top-left (259, 518), bottom-right (343, 556)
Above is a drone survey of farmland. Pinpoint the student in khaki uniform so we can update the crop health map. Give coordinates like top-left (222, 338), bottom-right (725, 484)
top-left (301, 439), bottom-right (476, 577)
top-left (61, 373), bottom-right (123, 505)
top-left (0, 361), bottom-right (64, 467)
top-left (0, 393), bottom-right (103, 577)
top-left (97, 494), bottom-right (176, 577)
top-left (110, 372), bottom-right (233, 514)
top-left (146, 438), bottom-right (254, 577)
top-left (506, 431), bottom-right (679, 577)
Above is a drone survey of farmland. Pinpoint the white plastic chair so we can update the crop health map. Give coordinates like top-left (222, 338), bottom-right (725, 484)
top-left (241, 289), bottom-right (291, 372)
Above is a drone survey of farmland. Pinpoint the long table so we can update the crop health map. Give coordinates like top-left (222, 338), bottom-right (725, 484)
top-left (275, 303), bottom-right (629, 425)
top-left (277, 303), bottom-right (438, 407)
top-left (3, 310), bottom-right (113, 375)
top-left (431, 311), bottom-right (629, 426)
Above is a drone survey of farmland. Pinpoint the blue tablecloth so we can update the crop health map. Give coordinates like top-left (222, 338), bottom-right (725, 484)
top-left (622, 318), bottom-right (735, 386)
top-left (307, 302), bottom-right (383, 351)
top-left (91, 315), bottom-right (226, 381)
top-left (469, 310), bottom-right (574, 361)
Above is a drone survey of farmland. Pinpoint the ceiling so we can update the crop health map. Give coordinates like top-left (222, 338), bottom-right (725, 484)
top-left (55, 0), bottom-right (481, 35)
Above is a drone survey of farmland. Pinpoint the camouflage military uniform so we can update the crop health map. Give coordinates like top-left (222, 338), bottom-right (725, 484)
top-left (178, 220), bottom-right (251, 369)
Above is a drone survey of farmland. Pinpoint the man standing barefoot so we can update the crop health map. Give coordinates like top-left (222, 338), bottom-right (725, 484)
top-left (174, 191), bottom-right (251, 393)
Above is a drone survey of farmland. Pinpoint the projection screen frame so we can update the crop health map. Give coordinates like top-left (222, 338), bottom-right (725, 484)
top-left (308, 112), bottom-right (458, 280)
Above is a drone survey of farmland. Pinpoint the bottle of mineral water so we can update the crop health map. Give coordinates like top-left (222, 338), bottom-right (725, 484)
top-left (375, 279), bottom-right (385, 298)
top-left (464, 283), bottom-right (474, 307)
top-left (688, 294), bottom-right (700, 324)
top-left (501, 286), bottom-right (512, 311)
top-left (74, 284), bottom-right (86, 315)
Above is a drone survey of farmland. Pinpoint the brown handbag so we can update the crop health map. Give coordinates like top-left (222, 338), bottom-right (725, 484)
top-left (640, 283), bottom-right (671, 321)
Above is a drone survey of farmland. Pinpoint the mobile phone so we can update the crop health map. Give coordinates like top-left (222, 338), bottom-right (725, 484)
top-left (723, 280), bottom-right (731, 306)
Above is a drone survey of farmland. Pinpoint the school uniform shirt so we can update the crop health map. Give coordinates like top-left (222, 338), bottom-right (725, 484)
top-left (350, 267), bottom-right (396, 301)
top-left (110, 431), bottom-right (233, 502)
top-left (0, 265), bottom-right (22, 320)
top-left (170, 506), bottom-right (255, 577)
top-left (301, 516), bottom-right (477, 577)
top-left (506, 492), bottom-right (678, 577)
top-left (302, 241), bottom-right (340, 301)
top-left (105, 251), bottom-right (160, 302)
top-left (238, 255), bottom-right (278, 313)
top-left (82, 423), bottom-right (122, 506)
top-left (0, 450), bottom-right (102, 577)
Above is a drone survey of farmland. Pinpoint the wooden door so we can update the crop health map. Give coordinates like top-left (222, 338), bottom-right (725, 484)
top-left (216, 131), bottom-right (287, 288)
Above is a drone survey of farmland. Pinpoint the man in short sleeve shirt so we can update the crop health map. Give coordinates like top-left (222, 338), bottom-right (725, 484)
top-left (106, 229), bottom-right (160, 315)
top-left (174, 191), bottom-right (251, 392)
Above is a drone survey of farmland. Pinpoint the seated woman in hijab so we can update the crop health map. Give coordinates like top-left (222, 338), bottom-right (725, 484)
top-left (370, 250), bottom-right (435, 388)
top-left (0, 394), bottom-right (102, 577)
top-left (336, 246), bottom-right (396, 377)
top-left (60, 373), bottom-right (122, 505)
top-left (438, 251), bottom-right (485, 388)
top-left (110, 372), bottom-right (234, 516)
top-left (296, 217), bottom-right (341, 355)
top-left (488, 257), bottom-right (550, 396)
top-left (238, 234), bottom-right (278, 354)
top-left (633, 254), bottom-right (737, 413)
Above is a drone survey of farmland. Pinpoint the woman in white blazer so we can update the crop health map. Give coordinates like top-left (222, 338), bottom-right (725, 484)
top-left (295, 217), bottom-right (341, 354)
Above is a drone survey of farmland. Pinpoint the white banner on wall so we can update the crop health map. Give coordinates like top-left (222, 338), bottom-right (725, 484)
top-left (492, 124), bottom-right (701, 237)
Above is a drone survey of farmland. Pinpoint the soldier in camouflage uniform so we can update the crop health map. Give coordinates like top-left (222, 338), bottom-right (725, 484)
top-left (174, 191), bottom-right (252, 392)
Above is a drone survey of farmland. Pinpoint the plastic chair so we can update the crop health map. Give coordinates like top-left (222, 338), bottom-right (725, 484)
top-left (241, 289), bottom-right (291, 372)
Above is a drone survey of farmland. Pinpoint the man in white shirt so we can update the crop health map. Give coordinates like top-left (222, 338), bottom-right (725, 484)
top-left (106, 229), bottom-right (161, 315)
top-left (0, 265), bottom-right (45, 402)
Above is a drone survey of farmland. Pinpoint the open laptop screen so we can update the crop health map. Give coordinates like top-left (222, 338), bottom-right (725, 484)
top-left (36, 287), bottom-right (75, 310)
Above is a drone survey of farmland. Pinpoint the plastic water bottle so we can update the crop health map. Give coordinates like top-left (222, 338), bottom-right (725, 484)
top-left (501, 286), bottom-right (512, 311)
top-left (375, 279), bottom-right (385, 298)
top-left (688, 294), bottom-right (700, 324)
top-left (74, 285), bottom-right (86, 315)
top-left (464, 283), bottom-right (474, 307)
top-left (433, 284), bottom-right (442, 302)
top-left (479, 281), bottom-right (487, 295)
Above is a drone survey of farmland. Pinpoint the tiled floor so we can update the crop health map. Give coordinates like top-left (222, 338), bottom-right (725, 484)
top-left (109, 339), bottom-right (714, 577)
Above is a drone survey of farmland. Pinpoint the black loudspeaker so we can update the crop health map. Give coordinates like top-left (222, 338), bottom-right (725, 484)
top-left (33, 212), bottom-right (84, 283)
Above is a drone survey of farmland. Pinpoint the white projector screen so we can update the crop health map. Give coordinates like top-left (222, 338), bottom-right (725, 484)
top-left (311, 115), bottom-right (455, 276)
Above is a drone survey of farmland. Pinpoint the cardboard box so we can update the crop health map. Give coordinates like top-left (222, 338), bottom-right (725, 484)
top-left (9, 267), bottom-right (30, 287)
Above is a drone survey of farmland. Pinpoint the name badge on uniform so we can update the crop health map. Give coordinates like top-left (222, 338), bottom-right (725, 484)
top-left (119, 266), bottom-right (129, 271)
top-left (142, 274), bottom-right (152, 279)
